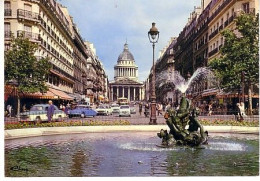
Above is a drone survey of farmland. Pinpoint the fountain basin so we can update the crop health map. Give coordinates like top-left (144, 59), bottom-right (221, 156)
top-left (5, 131), bottom-right (259, 177)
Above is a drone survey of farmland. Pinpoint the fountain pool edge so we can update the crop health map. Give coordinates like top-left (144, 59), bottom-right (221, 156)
top-left (4, 125), bottom-right (259, 140)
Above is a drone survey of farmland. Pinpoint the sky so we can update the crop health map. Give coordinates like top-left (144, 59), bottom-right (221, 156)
top-left (59, 0), bottom-right (201, 82)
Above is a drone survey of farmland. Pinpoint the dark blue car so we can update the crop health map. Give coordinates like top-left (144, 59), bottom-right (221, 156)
top-left (68, 105), bottom-right (97, 118)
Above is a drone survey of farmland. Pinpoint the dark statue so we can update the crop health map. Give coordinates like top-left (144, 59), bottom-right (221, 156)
top-left (157, 95), bottom-right (208, 147)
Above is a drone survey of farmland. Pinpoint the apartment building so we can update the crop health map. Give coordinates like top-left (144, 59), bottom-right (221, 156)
top-left (208, 0), bottom-right (259, 61)
top-left (4, 0), bottom-right (108, 107)
top-left (149, 0), bottom-right (258, 105)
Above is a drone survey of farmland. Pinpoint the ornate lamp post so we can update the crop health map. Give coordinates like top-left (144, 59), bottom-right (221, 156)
top-left (148, 22), bottom-right (159, 125)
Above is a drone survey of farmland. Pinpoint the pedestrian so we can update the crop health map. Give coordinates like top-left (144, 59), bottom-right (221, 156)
top-left (7, 105), bottom-right (12, 117)
top-left (238, 102), bottom-right (246, 120)
top-left (165, 102), bottom-right (171, 111)
top-left (139, 102), bottom-right (142, 116)
top-left (207, 103), bottom-right (212, 116)
top-left (157, 103), bottom-right (163, 116)
top-left (64, 104), bottom-right (70, 115)
top-left (235, 103), bottom-right (242, 121)
top-left (47, 100), bottom-right (55, 122)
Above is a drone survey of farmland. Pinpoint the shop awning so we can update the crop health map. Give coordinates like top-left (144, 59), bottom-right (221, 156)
top-left (19, 90), bottom-right (56, 99)
top-left (201, 88), bottom-right (219, 97)
top-left (68, 93), bottom-right (83, 101)
top-left (49, 88), bottom-right (73, 100)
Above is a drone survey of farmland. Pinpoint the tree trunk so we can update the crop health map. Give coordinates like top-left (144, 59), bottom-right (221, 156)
top-left (248, 84), bottom-right (253, 115)
top-left (17, 94), bottom-right (20, 118)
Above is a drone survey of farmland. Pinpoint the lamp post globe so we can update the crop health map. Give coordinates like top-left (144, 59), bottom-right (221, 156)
top-left (148, 22), bottom-right (159, 125)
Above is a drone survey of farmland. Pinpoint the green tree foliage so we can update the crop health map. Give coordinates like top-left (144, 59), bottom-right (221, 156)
top-left (5, 33), bottom-right (51, 116)
top-left (5, 33), bottom-right (51, 93)
top-left (209, 13), bottom-right (259, 91)
top-left (209, 13), bottom-right (259, 114)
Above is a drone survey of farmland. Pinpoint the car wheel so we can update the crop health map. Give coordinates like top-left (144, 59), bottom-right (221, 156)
top-left (81, 113), bottom-right (85, 118)
top-left (35, 116), bottom-right (41, 124)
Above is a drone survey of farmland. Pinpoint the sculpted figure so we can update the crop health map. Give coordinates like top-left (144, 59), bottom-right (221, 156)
top-left (157, 95), bottom-right (208, 147)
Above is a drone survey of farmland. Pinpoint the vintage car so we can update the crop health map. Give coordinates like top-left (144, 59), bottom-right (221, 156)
top-left (96, 105), bottom-right (113, 116)
top-left (119, 105), bottom-right (131, 117)
top-left (130, 105), bottom-right (136, 114)
top-left (111, 104), bottom-right (120, 113)
top-left (20, 104), bottom-right (66, 123)
top-left (67, 105), bottom-right (97, 118)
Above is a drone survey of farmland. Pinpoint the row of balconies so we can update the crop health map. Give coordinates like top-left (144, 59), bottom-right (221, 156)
top-left (39, 16), bottom-right (73, 56)
top-left (39, 39), bottom-right (73, 70)
top-left (39, 0), bottom-right (71, 36)
top-left (208, 44), bottom-right (223, 57)
top-left (208, 0), bottom-right (232, 22)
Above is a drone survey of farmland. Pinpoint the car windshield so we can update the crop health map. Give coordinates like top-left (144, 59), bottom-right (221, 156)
top-left (30, 106), bottom-right (44, 111)
top-left (120, 106), bottom-right (129, 109)
top-left (111, 104), bottom-right (119, 107)
top-left (76, 106), bottom-right (89, 109)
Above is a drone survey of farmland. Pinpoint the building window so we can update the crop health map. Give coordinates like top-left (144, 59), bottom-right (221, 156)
top-left (24, 3), bottom-right (32, 11)
top-left (242, 3), bottom-right (250, 13)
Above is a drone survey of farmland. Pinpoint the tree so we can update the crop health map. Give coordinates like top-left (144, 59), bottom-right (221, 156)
top-left (209, 13), bottom-right (259, 115)
top-left (5, 33), bottom-right (51, 117)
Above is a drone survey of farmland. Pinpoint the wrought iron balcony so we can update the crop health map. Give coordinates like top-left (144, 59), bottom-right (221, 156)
top-left (17, 30), bottom-right (41, 42)
top-left (4, 31), bottom-right (12, 39)
top-left (208, 47), bottom-right (219, 57)
top-left (4, 9), bottom-right (12, 16)
top-left (17, 9), bottom-right (39, 22)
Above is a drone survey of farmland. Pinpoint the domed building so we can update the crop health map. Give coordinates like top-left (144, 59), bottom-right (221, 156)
top-left (109, 42), bottom-right (143, 102)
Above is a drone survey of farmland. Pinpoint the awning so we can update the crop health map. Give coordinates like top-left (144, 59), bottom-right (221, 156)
top-left (201, 88), bottom-right (219, 97)
top-left (49, 88), bottom-right (73, 100)
top-left (19, 90), bottom-right (56, 99)
top-left (68, 93), bottom-right (83, 101)
top-left (5, 85), bottom-right (18, 101)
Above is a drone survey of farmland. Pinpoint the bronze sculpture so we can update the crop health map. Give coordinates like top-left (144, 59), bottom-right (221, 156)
top-left (157, 95), bottom-right (208, 147)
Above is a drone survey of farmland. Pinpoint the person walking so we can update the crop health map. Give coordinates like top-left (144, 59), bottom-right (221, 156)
top-left (47, 100), bottom-right (55, 122)
top-left (7, 105), bottom-right (12, 117)
top-left (139, 102), bottom-right (143, 116)
top-left (157, 103), bottom-right (163, 116)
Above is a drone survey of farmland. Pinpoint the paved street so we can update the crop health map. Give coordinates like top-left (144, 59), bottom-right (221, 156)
top-left (5, 105), bottom-right (259, 125)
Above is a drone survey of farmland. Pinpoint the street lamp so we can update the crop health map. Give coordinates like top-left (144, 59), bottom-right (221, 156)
top-left (148, 22), bottom-right (159, 125)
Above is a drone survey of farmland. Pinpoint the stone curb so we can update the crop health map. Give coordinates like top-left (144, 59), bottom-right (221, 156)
top-left (4, 125), bottom-right (259, 140)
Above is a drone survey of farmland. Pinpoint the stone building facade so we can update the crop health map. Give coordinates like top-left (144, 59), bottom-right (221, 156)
top-left (146, 0), bottom-right (259, 105)
top-left (4, 0), bottom-right (107, 108)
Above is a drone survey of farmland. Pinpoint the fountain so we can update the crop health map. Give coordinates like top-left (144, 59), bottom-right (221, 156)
top-left (157, 67), bottom-right (214, 147)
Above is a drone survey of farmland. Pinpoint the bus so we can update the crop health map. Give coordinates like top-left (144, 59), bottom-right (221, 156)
top-left (117, 97), bottom-right (128, 105)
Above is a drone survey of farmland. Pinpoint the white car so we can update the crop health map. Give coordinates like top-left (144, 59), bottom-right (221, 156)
top-left (96, 105), bottom-right (113, 116)
top-left (119, 105), bottom-right (131, 117)
top-left (20, 104), bottom-right (67, 123)
top-left (111, 104), bottom-right (120, 113)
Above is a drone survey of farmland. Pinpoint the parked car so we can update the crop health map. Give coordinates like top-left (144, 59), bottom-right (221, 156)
top-left (20, 104), bottom-right (66, 123)
top-left (130, 105), bottom-right (136, 114)
top-left (68, 105), bottom-right (97, 118)
top-left (111, 104), bottom-right (120, 113)
top-left (96, 105), bottom-right (113, 116)
top-left (119, 105), bottom-right (131, 117)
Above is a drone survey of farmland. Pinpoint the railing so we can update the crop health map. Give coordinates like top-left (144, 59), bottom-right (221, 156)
top-left (209, 0), bottom-right (232, 22)
top-left (208, 47), bottom-right (218, 57)
top-left (4, 9), bottom-right (12, 16)
top-left (218, 24), bottom-right (223, 31)
top-left (209, 29), bottom-right (219, 40)
top-left (4, 31), bottom-right (12, 39)
top-left (17, 9), bottom-right (39, 21)
top-left (17, 30), bottom-right (41, 41)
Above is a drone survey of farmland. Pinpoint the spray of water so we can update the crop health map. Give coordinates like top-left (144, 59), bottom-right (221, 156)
top-left (156, 67), bottom-right (215, 94)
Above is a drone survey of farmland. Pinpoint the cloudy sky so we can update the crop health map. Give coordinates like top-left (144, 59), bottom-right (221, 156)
top-left (60, 0), bottom-right (201, 81)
